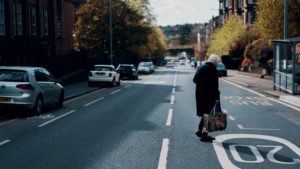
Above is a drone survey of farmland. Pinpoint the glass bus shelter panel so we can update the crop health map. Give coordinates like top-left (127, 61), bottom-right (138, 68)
top-left (294, 43), bottom-right (300, 94)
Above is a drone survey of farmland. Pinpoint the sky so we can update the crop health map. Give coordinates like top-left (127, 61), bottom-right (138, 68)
top-left (149, 0), bottom-right (219, 26)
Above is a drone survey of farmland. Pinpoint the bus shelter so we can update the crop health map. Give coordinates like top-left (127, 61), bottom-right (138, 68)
top-left (273, 37), bottom-right (300, 94)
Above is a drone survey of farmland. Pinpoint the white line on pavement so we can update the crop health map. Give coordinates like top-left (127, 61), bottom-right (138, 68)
top-left (172, 88), bottom-right (175, 94)
top-left (38, 110), bottom-right (76, 127)
top-left (64, 88), bottom-right (106, 104)
top-left (84, 97), bottom-right (104, 107)
top-left (166, 109), bottom-right (173, 126)
top-left (111, 89), bottom-right (121, 95)
top-left (170, 95), bottom-right (175, 105)
top-left (237, 124), bottom-right (280, 131)
top-left (157, 138), bottom-right (170, 169)
top-left (0, 119), bottom-right (18, 126)
top-left (0, 140), bottom-right (10, 146)
top-left (124, 84), bottom-right (132, 88)
top-left (228, 116), bottom-right (236, 121)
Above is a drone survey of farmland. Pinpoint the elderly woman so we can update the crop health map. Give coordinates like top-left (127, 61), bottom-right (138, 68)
top-left (193, 54), bottom-right (221, 141)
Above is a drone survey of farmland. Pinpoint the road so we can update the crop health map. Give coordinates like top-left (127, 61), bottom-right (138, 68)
top-left (0, 65), bottom-right (300, 169)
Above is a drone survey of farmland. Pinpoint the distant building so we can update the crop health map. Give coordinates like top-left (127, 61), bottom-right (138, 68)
top-left (219, 0), bottom-right (257, 27)
top-left (0, 0), bottom-right (84, 66)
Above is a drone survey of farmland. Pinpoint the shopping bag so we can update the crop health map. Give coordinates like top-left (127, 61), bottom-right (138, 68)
top-left (202, 101), bottom-right (227, 132)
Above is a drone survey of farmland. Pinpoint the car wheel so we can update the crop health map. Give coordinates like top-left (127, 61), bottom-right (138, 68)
top-left (33, 96), bottom-right (43, 115)
top-left (111, 78), bottom-right (116, 87)
top-left (56, 91), bottom-right (64, 108)
top-left (117, 78), bottom-right (121, 86)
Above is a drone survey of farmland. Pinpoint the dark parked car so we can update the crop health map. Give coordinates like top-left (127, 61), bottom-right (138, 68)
top-left (217, 63), bottom-right (227, 77)
top-left (116, 64), bottom-right (138, 80)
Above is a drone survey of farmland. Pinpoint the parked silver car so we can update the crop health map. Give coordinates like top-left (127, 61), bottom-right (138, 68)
top-left (0, 66), bottom-right (64, 115)
top-left (138, 62), bottom-right (155, 74)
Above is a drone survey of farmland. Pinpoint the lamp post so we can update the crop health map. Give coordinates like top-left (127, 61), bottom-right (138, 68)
top-left (284, 0), bottom-right (288, 39)
top-left (109, 0), bottom-right (113, 65)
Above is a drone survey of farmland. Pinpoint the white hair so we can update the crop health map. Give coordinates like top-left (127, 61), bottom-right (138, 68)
top-left (207, 54), bottom-right (221, 64)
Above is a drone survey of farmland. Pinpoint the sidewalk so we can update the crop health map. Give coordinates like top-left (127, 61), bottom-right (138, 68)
top-left (224, 70), bottom-right (300, 108)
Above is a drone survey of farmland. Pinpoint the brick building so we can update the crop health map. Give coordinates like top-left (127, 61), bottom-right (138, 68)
top-left (219, 0), bottom-right (257, 27)
top-left (0, 0), bottom-right (82, 67)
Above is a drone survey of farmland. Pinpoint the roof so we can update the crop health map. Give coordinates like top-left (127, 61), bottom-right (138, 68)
top-left (94, 65), bottom-right (115, 68)
top-left (0, 66), bottom-right (43, 71)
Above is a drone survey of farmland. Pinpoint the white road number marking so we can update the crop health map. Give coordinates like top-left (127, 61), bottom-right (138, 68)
top-left (213, 134), bottom-right (300, 169)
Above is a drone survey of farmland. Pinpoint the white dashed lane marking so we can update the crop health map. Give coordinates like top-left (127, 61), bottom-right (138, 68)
top-left (84, 97), bottom-right (104, 107)
top-left (166, 109), bottom-right (173, 126)
top-left (111, 89), bottom-right (121, 95)
top-left (0, 140), bottom-right (10, 146)
top-left (237, 124), bottom-right (280, 131)
top-left (157, 138), bottom-right (170, 169)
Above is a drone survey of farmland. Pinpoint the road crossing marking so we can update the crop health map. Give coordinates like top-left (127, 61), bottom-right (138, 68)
top-left (237, 124), bottom-right (280, 131)
top-left (157, 138), bottom-right (170, 169)
top-left (0, 140), bottom-right (10, 146)
top-left (111, 89), bottom-right (121, 95)
top-left (38, 110), bottom-right (76, 127)
top-left (166, 109), bottom-right (173, 126)
top-left (84, 97), bottom-right (104, 107)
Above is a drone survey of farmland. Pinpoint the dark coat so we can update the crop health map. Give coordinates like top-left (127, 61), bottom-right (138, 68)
top-left (193, 62), bottom-right (220, 117)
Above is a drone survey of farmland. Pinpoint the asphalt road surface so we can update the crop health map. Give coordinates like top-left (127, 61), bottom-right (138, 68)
top-left (0, 65), bottom-right (300, 169)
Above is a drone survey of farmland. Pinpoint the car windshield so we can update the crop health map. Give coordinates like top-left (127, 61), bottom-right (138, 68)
top-left (118, 66), bottom-right (133, 71)
top-left (94, 67), bottom-right (113, 71)
top-left (139, 62), bottom-right (152, 66)
top-left (0, 69), bottom-right (29, 82)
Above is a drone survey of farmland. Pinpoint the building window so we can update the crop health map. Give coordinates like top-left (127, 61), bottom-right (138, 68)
top-left (0, 0), bottom-right (5, 35)
top-left (56, 0), bottom-right (62, 37)
top-left (12, 1), bottom-right (23, 36)
top-left (248, 0), bottom-right (254, 4)
top-left (237, 0), bottom-right (242, 8)
top-left (225, 0), bottom-right (229, 8)
top-left (29, 5), bottom-right (37, 35)
top-left (43, 8), bottom-right (48, 36)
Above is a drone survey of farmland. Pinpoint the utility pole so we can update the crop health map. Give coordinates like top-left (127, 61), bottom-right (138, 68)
top-left (284, 0), bottom-right (288, 39)
top-left (109, 0), bottom-right (113, 65)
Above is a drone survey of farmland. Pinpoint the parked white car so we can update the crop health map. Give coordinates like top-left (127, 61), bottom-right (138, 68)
top-left (0, 66), bottom-right (64, 115)
top-left (88, 65), bottom-right (120, 87)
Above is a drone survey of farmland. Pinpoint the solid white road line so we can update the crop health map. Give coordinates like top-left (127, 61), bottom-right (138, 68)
top-left (157, 138), bottom-right (170, 169)
top-left (0, 140), bottom-right (10, 146)
top-left (166, 109), bottom-right (173, 126)
top-left (111, 89), bottom-right (121, 95)
top-left (0, 119), bottom-right (18, 126)
top-left (229, 116), bottom-right (236, 121)
top-left (237, 124), bottom-right (280, 131)
top-left (38, 110), bottom-right (76, 127)
top-left (84, 97), bottom-right (104, 107)
top-left (170, 95), bottom-right (175, 105)
top-left (172, 88), bottom-right (175, 94)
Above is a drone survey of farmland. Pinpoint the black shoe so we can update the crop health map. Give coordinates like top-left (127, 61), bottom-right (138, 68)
top-left (200, 135), bottom-right (215, 142)
top-left (195, 130), bottom-right (208, 138)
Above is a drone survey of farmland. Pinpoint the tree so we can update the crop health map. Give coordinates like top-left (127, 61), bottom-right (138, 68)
top-left (74, 0), bottom-right (167, 65)
top-left (207, 16), bottom-right (246, 57)
top-left (253, 0), bottom-right (300, 41)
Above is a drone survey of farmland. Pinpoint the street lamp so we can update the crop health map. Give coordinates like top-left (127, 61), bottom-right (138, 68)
top-left (109, 0), bottom-right (113, 65)
top-left (284, 0), bottom-right (288, 39)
